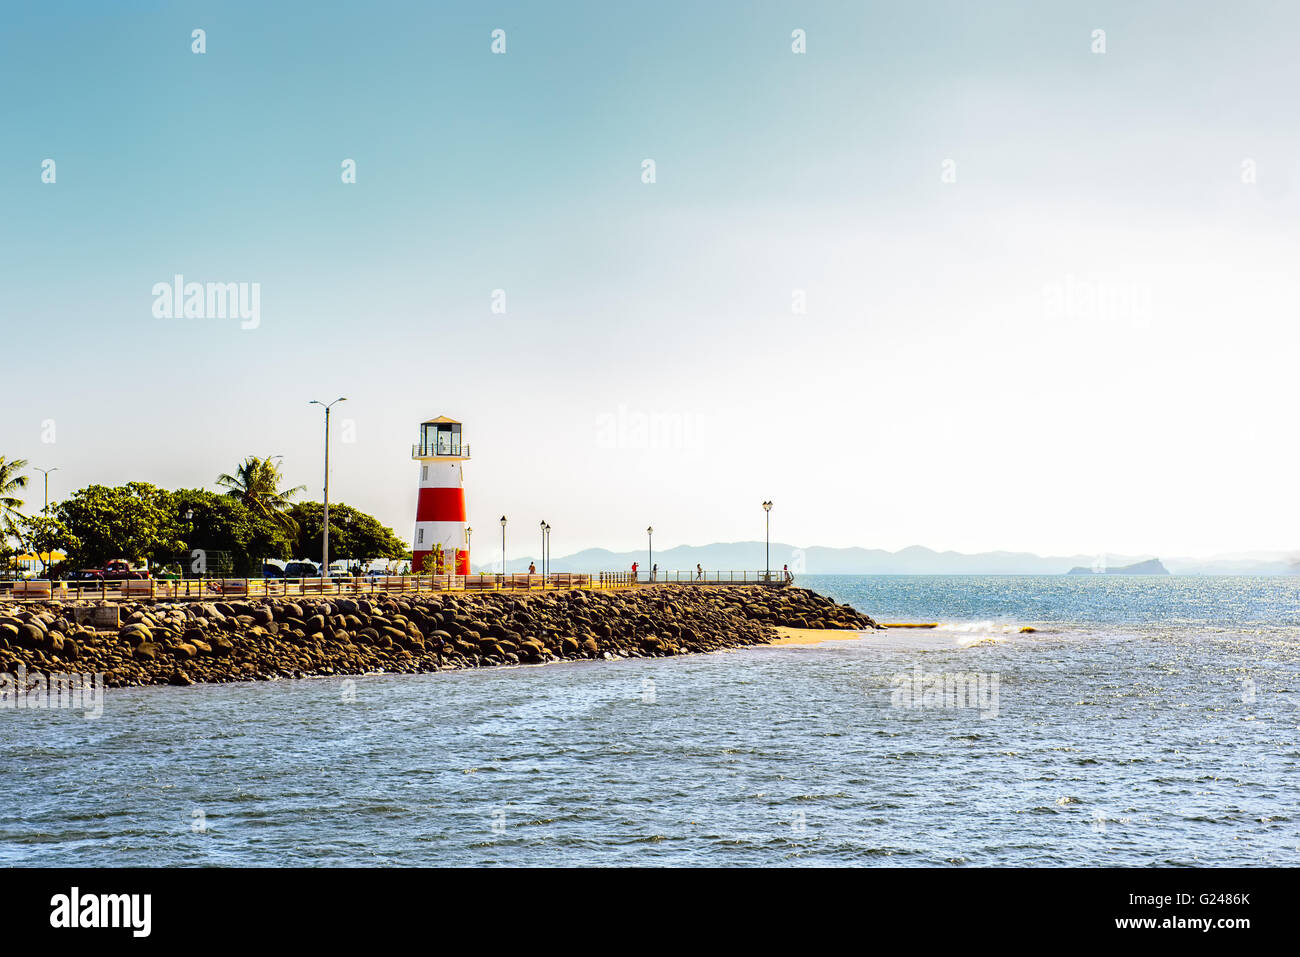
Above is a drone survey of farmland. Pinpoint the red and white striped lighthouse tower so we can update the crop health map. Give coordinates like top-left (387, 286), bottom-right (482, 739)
top-left (411, 415), bottom-right (471, 575)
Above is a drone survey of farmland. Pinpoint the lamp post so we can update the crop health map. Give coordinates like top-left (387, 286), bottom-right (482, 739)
top-left (646, 526), bottom-right (653, 582)
top-left (183, 509), bottom-right (195, 579)
top-left (499, 515), bottom-right (507, 583)
top-left (544, 522), bottom-right (551, 577)
top-left (466, 525), bottom-right (473, 571)
top-left (34, 467), bottom-right (59, 515)
top-left (33, 467), bottom-right (59, 575)
top-left (539, 520), bottom-right (546, 577)
top-left (762, 501), bottom-right (773, 581)
top-left (309, 397), bottom-right (347, 577)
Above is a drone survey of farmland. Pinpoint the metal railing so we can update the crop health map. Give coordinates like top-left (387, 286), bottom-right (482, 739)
top-left (636, 569), bottom-right (792, 584)
top-left (0, 570), bottom-right (787, 601)
top-left (1, 571), bottom-right (628, 601)
top-left (411, 443), bottom-right (470, 459)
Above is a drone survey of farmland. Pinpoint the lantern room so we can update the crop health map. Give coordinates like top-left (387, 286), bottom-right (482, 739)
top-left (413, 416), bottom-right (469, 460)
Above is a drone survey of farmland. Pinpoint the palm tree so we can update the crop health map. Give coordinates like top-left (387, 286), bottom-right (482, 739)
top-left (216, 455), bottom-right (306, 538)
top-left (0, 456), bottom-right (29, 575)
top-left (0, 455), bottom-right (30, 532)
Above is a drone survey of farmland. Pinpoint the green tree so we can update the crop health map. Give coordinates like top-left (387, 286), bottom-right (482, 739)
top-left (285, 502), bottom-right (409, 566)
top-left (55, 483), bottom-right (184, 569)
top-left (15, 515), bottom-right (79, 577)
top-left (172, 488), bottom-right (292, 576)
top-left (216, 456), bottom-right (305, 538)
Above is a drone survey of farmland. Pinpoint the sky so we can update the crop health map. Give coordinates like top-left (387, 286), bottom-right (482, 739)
top-left (2, 0), bottom-right (1297, 562)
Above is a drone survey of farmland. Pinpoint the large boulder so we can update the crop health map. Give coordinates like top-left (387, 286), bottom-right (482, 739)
top-left (14, 623), bottom-right (46, 650)
top-left (118, 623), bottom-right (152, 646)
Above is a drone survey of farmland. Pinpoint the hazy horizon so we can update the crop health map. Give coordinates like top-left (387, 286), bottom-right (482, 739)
top-left (4, 0), bottom-right (1297, 562)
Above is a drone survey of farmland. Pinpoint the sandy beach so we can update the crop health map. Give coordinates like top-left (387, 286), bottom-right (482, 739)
top-left (768, 623), bottom-right (1032, 651)
top-left (768, 626), bottom-right (871, 646)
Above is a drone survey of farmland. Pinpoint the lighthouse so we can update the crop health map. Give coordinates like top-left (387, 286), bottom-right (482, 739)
top-left (411, 416), bottom-right (471, 575)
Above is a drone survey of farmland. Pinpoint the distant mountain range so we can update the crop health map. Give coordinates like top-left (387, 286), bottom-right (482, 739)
top-left (473, 542), bottom-right (1299, 576)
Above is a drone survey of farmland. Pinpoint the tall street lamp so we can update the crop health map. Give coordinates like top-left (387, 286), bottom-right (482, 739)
top-left (543, 522), bottom-right (551, 577)
top-left (646, 525), bottom-right (653, 582)
top-left (33, 467), bottom-right (59, 574)
top-left (309, 397), bottom-right (347, 577)
top-left (466, 525), bottom-right (473, 571)
top-left (539, 520), bottom-right (546, 577)
top-left (499, 515), bottom-right (507, 582)
top-left (34, 467), bottom-right (59, 515)
top-left (762, 501), bottom-right (773, 581)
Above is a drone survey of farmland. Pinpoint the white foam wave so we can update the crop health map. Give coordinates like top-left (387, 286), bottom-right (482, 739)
top-left (934, 621), bottom-right (1023, 634)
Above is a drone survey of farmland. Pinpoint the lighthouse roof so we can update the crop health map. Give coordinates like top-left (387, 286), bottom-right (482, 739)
top-left (420, 415), bottom-right (461, 425)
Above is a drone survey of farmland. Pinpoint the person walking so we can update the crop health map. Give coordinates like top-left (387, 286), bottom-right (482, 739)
top-left (528, 561), bottom-right (536, 575)
top-left (631, 561), bottom-right (639, 582)
top-left (696, 563), bottom-right (703, 581)
top-left (652, 563), bottom-right (658, 582)
top-left (783, 563), bottom-right (793, 583)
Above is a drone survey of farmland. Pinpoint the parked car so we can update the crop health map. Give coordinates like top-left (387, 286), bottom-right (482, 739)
top-left (261, 563), bottom-right (284, 578)
top-left (283, 561), bottom-right (320, 579)
top-left (101, 559), bottom-right (150, 580)
top-left (71, 560), bottom-right (150, 582)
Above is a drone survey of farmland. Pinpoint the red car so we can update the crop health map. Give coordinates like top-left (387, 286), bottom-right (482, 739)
top-left (76, 561), bottom-right (151, 581)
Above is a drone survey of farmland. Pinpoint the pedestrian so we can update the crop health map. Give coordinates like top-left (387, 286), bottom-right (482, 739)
top-left (652, 563), bottom-right (658, 582)
top-left (783, 563), bottom-right (793, 582)
top-left (696, 563), bottom-right (703, 580)
top-left (529, 561), bottom-right (536, 575)
top-left (631, 561), bottom-right (639, 582)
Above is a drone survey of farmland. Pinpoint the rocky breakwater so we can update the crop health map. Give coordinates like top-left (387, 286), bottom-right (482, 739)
top-left (0, 585), bottom-right (878, 689)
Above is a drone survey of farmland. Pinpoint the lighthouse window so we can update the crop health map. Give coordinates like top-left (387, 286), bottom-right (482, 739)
top-left (422, 465), bottom-right (428, 480)
top-left (417, 529), bottom-right (424, 544)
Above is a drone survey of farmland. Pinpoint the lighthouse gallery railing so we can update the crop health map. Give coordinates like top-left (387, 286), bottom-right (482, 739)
top-left (411, 443), bottom-right (470, 458)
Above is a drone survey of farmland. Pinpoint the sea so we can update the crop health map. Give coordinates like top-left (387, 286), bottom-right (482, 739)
top-left (1, 575), bottom-right (1296, 866)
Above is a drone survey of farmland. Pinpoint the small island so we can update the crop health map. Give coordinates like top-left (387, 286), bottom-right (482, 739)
top-left (1067, 558), bottom-right (1170, 575)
